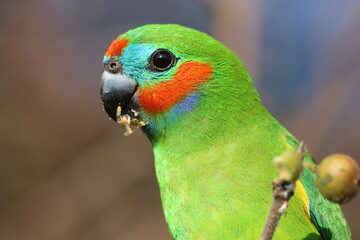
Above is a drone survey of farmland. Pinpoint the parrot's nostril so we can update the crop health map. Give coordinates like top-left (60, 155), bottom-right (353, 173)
top-left (104, 58), bottom-right (122, 73)
top-left (110, 63), bottom-right (117, 69)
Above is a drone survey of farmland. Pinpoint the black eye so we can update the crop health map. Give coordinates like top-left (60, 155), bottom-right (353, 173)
top-left (104, 58), bottom-right (122, 73)
top-left (149, 49), bottom-right (177, 72)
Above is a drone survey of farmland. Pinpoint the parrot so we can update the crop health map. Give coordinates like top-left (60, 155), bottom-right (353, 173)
top-left (100, 24), bottom-right (351, 239)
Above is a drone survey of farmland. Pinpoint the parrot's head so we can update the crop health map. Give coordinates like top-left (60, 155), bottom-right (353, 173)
top-left (100, 24), bottom-right (258, 140)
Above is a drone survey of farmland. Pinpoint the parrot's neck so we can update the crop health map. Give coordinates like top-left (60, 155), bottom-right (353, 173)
top-left (150, 100), bottom-right (288, 238)
top-left (145, 64), bottom-right (293, 238)
top-left (151, 95), bottom-right (277, 154)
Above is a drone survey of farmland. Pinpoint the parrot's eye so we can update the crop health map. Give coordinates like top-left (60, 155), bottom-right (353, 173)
top-left (149, 49), bottom-right (177, 72)
top-left (104, 58), bottom-right (122, 74)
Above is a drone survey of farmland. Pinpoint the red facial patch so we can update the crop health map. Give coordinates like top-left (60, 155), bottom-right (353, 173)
top-left (104, 38), bottom-right (129, 57)
top-left (138, 61), bottom-right (212, 114)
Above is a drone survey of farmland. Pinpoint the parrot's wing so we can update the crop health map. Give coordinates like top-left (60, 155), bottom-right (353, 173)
top-left (286, 135), bottom-right (352, 240)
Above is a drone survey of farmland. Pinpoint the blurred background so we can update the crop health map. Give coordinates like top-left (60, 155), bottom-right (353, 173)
top-left (0, 0), bottom-right (359, 239)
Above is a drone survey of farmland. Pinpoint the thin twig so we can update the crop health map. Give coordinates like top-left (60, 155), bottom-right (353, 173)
top-left (260, 142), bottom-right (306, 240)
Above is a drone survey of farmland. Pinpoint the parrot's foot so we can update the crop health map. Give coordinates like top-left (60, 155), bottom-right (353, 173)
top-left (115, 106), bottom-right (147, 136)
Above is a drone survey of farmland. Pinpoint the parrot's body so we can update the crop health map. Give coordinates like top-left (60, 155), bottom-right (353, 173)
top-left (100, 24), bottom-right (351, 239)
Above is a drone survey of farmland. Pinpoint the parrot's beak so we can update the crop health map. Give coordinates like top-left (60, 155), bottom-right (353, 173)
top-left (100, 70), bottom-right (139, 121)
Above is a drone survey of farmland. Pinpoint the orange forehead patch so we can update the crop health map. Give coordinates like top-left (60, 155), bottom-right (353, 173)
top-left (138, 61), bottom-right (213, 114)
top-left (104, 38), bottom-right (130, 57)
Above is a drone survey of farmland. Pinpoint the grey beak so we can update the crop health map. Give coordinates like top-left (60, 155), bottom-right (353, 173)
top-left (100, 71), bottom-right (138, 121)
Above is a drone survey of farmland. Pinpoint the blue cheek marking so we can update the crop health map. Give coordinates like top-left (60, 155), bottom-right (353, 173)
top-left (172, 93), bottom-right (200, 116)
top-left (144, 93), bottom-right (201, 135)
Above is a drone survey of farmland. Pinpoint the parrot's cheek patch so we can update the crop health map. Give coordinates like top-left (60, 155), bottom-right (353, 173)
top-left (138, 61), bottom-right (212, 114)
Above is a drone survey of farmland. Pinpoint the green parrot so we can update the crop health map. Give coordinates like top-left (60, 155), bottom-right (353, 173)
top-left (100, 24), bottom-right (351, 239)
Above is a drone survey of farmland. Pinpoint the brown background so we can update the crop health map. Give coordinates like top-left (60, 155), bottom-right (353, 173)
top-left (0, 0), bottom-right (359, 239)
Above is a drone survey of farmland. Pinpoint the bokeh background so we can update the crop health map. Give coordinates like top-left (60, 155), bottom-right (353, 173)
top-left (0, 0), bottom-right (359, 239)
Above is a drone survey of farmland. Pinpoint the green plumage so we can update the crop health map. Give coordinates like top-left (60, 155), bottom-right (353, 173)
top-left (117, 25), bottom-right (351, 239)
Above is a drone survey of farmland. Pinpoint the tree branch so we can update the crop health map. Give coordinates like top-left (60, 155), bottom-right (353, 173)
top-left (260, 142), bottom-right (306, 240)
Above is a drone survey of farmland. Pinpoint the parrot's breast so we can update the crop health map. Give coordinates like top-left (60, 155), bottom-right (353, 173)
top-left (153, 129), bottom-right (320, 239)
